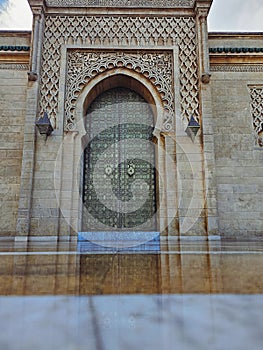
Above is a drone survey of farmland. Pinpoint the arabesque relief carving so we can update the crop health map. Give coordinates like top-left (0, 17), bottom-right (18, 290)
top-left (66, 51), bottom-right (174, 131)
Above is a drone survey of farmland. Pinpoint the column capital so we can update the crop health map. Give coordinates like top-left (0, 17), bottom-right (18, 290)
top-left (27, 0), bottom-right (46, 16)
top-left (195, 0), bottom-right (213, 20)
top-left (196, 8), bottom-right (209, 22)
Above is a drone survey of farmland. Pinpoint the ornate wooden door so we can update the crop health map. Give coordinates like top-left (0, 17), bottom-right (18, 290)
top-left (82, 87), bottom-right (157, 231)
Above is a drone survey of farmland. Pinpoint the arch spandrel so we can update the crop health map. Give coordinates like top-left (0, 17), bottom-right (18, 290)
top-left (66, 51), bottom-right (175, 133)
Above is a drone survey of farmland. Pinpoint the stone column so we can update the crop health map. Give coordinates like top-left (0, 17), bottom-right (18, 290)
top-left (195, 3), bottom-right (219, 238)
top-left (16, 5), bottom-right (45, 239)
top-left (164, 133), bottom-right (179, 237)
top-left (56, 131), bottom-right (80, 241)
top-left (28, 5), bottom-right (44, 81)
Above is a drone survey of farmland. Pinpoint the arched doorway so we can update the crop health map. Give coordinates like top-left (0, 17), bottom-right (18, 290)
top-left (82, 87), bottom-right (157, 232)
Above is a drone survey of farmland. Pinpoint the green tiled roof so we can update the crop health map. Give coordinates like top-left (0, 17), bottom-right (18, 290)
top-left (0, 46), bottom-right (30, 52)
top-left (209, 47), bottom-right (263, 54)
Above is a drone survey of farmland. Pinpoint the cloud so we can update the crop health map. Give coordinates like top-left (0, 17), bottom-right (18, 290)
top-left (0, 0), bottom-right (9, 12)
top-left (208, 0), bottom-right (263, 32)
top-left (236, 0), bottom-right (263, 31)
top-left (0, 0), bottom-right (32, 30)
top-left (0, 0), bottom-right (262, 32)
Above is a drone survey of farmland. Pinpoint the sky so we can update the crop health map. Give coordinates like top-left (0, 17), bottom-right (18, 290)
top-left (0, 0), bottom-right (262, 32)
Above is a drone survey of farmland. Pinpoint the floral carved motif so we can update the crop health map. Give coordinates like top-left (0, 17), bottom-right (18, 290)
top-left (66, 50), bottom-right (174, 131)
top-left (39, 16), bottom-right (199, 129)
top-left (249, 87), bottom-right (263, 148)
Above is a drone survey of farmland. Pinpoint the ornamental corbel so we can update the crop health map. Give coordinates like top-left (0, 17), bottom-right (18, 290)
top-left (28, 0), bottom-right (46, 12)
top-left (201, 73), bottom-right (211, 84)
top-left (196, 8), bottom-right (209, 23)
top-left (32, 6), bottom-right (43, 18)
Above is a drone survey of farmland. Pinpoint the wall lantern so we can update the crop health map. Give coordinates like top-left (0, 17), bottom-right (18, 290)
top-left (36, 112), bottom-right (54, 138)
top-left (185, 115), bottom-right (200, 141)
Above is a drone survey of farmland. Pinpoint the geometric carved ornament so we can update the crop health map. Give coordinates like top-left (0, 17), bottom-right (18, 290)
top-left (46, 0), bottom-right (195, 7)
top-left (39, 15), bottom-right (199, 130)
top-left (0, 64), bottom-right (29, 70)
top-left (249, 86), bottom-right (263, 147)
top-left (211, 65), bottom-right (263, 73)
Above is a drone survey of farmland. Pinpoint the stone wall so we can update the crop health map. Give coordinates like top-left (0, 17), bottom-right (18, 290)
top-left (1, 20), bottom-right (263, 240)
top-left (209, 33), bottom-right (263, 238)
top-left (22, 0), bottom-right (212, 239)
top-left (0, 32), bottom-right (30, 235)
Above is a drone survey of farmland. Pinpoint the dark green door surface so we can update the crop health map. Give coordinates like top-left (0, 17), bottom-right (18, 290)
top-left (82, 88), bottom-right (157, 231)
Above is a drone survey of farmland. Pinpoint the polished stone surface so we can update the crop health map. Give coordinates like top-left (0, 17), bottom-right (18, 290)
top-left (1, 295), bottom-right (263, 350)
top-left (0, 239), bottom-right (263, 349)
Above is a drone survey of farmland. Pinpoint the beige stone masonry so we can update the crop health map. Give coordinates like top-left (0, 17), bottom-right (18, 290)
top-left (6, 1), bottom-right (262, 240)
top-left (0, 69), bottom-right (28, 235)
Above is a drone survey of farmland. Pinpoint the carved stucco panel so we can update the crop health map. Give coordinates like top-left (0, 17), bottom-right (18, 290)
top-left (66, 50), bottom-right (174, 131)
top-left (39, 15), bottom-right (199, 130)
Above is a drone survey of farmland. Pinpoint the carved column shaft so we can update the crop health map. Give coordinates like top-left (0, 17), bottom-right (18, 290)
top-left (194, 4), bottom-right (219, 236)
top-left (196, 7), bottom-right (211, 83)
top-left (16, 5), bottom-right (46, 237)
top-left (29, 6), bottom-right (44, 79)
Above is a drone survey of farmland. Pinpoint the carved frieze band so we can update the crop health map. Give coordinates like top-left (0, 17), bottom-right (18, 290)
top-left (39, 15), bottom-right (199, 130)
top-left (249, 86), bottom-right (263, 148)
top-left (211, 64), bottom-right (263, 72)
top-left (66, 50), bottom-right (174, 131)
top-left (0, 63), bottom-right (29, 70)
top-left (46, 0), bottom-right (195, 7)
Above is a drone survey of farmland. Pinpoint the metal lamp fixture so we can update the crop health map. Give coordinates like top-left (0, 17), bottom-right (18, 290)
top-left (36, 112), bottom-right (54, 138)
top-left (185, 115), bottom-right (200, 141)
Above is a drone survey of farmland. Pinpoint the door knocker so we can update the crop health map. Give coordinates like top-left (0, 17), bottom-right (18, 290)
top-left (127, 163), bottom-right (135, 176)
top-left (105, 165), bottom-right (113, 176)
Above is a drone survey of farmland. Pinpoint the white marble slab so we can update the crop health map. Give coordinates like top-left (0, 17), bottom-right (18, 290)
top-left (1, 295), bottom-right (263, 350)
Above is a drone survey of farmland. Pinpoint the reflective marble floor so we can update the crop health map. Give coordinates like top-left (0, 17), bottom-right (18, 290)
top-left (0, 239), bottom-right (263, 349)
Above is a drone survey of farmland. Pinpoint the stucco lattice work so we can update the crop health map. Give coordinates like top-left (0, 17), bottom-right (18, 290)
top-left (66, 50), bottom-right (174, 131)
top-left (45, 0), bottom-right (195, 7)
top-left (39, 16), bottom-right (199, 129)
top-left (249, 87), bottom-right (263, 147)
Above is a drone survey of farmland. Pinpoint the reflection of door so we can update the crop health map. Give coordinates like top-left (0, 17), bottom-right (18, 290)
top-left (82, 87), bottom-right (157, 231)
